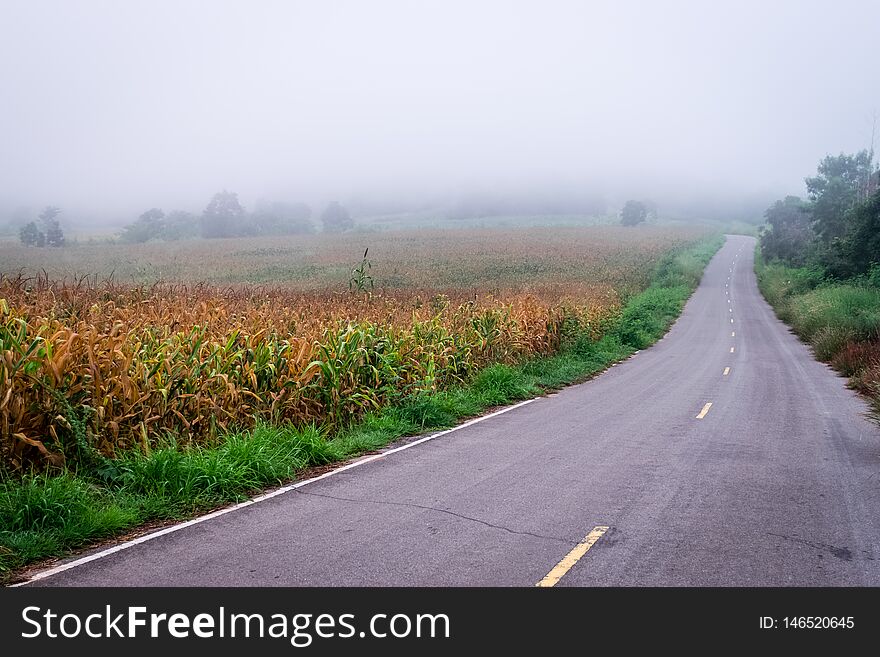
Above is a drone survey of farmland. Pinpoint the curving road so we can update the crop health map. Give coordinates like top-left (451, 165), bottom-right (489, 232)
top-left (22, 235), bottom-right (880, 586)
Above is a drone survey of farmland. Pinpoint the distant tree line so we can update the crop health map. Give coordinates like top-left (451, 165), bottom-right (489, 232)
top-left (119, 208), bottom-right (200, 243)
top-left (18, 206), bottom-right (65, 247)
top-left (760, 150), bottom-right (880, 278)
top-left (119, 192), bottom-right (355, 243)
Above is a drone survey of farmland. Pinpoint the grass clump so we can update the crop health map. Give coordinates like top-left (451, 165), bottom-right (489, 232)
top-left (0, 473), bottom-right (140, 571)
top-left (115, 425), bottom-right (337, 509)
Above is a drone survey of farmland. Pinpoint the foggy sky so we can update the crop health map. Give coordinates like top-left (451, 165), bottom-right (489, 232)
top-left (1, 0), bottom-right (879, 222)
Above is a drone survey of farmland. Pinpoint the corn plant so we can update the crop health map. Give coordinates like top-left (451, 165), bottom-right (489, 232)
top-left (349, 248), bottom-right (374, 294)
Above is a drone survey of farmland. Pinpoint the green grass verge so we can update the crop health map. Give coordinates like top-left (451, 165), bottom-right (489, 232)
top-left (756, 255), bottom-right (880, 360)
top-left (0, 235), bottom-right (723, 581)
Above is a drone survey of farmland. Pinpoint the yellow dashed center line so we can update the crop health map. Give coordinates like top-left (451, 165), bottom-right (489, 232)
top-left (730, 347), bottom-right (735, 353)
top-left (723, 367), bottom-right (730, 376)
top-left (696, 402), bottom-right (713, 419)
top-left (536, 526), bottom-right (609, 587)
top-left (731, 331), bottom-right (735, 337)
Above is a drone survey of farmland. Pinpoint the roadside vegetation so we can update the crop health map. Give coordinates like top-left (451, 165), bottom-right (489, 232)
top-left (0, 227), bottom-right (719, 580)
top-left (757, 149), bottom-right (880, 410)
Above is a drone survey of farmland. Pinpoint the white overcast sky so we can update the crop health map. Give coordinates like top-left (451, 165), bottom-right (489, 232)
top-left (1, 0), bottom-right (878, 218)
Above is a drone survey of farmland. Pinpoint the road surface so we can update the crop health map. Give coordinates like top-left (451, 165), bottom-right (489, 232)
top-left (22, 235), bottom-right (880, 586)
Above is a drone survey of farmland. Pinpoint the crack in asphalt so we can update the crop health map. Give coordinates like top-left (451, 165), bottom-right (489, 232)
top-left (294, 488), bottom-right (574, 545)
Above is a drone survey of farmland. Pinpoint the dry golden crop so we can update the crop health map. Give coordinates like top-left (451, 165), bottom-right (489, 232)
top-left (0, 225), bottom-right (706, 469)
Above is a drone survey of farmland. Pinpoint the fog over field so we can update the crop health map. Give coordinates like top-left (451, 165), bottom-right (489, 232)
top-left (1, 0), bottom-right (879, 229)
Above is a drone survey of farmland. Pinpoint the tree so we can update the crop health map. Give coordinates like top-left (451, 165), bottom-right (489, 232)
top-left (251, 201), bottom-right (314, 235)
top-left (39, 206), bottom-right (61, 223)
top-left (19, 221), bottom-right (45, 247)
top-left (759, 196), bottom-right (815, 266)
top-left (833, 190), bottom-right (880, 278)
top-left (620, 200), bottom-right (647, 226)
top-left (320, 201), bottom-right (354, 232)
top-left (162, 210), bottom-right (200, 241)
top-left (201, 191), bottom-right (246, 238)
top-left (37, 206), bottom-right (64, 247)
top-left (120, 208), bottom-right (166, 243)
top-left (44, 221), bottom-right (65, 247)
top-left (806, 151), bottom-right (874, 243)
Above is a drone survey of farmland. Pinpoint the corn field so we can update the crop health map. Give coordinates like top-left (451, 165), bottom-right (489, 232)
top-left (0, 226), bottom-right (705, 470)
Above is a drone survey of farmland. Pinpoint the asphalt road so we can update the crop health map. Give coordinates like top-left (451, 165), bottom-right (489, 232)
top-left (23, 235), bottom-right (880, 586)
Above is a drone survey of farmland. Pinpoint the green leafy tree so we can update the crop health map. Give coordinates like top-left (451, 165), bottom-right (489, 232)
top-left (38, 206), bottom-right (64, 247)
top-left (620, 200), bottom-right (647, 226)
top-left (759, 196), bottom-right (815, 266)
top-left (120, 208), bottom-right (166, 243)
top-left (19, 221), bottom-right (45, 247)
top-left (39, 206), bottom-right (61, 223)
top-left (806, 151), bottom-right (874, 243)
top-left (161, 210), bottom-right (200, 241)
top-left (833, 190), bottom-right (880, 278)
top-left (320, 201), bottom-right (354, 233)
top-left (201, 191), bottom-right (246, 238)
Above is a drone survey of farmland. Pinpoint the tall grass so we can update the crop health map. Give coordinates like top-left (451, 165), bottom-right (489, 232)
top-left (756, 253), bottom-right (880, 405)
top-left (610, 236), bottom-right (723, 349)
top-left (756, 257), bottom-right (880, 348)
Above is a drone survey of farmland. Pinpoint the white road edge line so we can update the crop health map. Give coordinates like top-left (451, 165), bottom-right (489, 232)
top-left (13, 397), bottom-right (539, 586)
